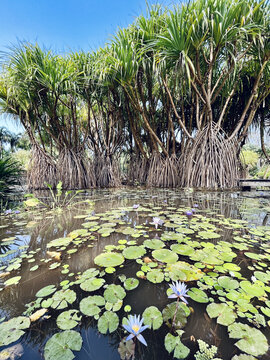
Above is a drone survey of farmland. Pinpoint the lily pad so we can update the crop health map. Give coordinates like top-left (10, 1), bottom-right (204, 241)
top-left (152, 249), bottom-right (178, 264)
top-left (104, 284), bottom-right (126, 304)
top-left (123, 246), bottom-right (146, 260)
top-left (164, 331), bottom-right (190, 359)
top-left (163, 302), bottom-right (190, 329)
top-left (51, 289), bottom-right (76, 309)
top-left (240, 281), bottom-right (265, 298)
top-left (4, 276), bottom-right (21, 286)
top-left (80, 296), bottom-right (105, 316)
top-left (80, 278), bottom-right (105, 292)
top-left (44, 330), bottom-right (82, 360)
top-left (228, 323), bottom-right (268, 356)
top-left (144, 239), bottom-right (165, 250)
top-left (206, 303), bottom-right (237, 326)
top-left (0, 316), bottom-right (30, 346)
top-left (56, 310), bottom-right (81, 330)
top-left (142, 306), bottom-right (163, 330)
top-left (147, 269), bottom-right (164, 283)
top-left (94, 252), bottom-right (124, 267)
top-left (218, 276), bottom-right (239, 290)
top-left (188, 288), bottom-right (209, 303)
top-left (124, 278), bottom-right (139, 290)
top-left (98, 311), bottom-right (119, 334)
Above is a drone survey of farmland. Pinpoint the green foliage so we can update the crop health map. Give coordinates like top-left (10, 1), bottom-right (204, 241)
top-left (0, 156), bottom-right (22, 197)
top-left (194, 340), bottom-right (221, 360)
top-left (11, 150), bottom-right (31, 171)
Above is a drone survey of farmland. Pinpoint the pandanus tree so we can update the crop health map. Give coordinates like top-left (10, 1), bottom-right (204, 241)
top-left (152, 0), bottom-right (269, 188)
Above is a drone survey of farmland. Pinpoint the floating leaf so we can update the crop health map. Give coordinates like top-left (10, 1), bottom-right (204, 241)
top-left (164, 331), bottom-right (190, 359)
top-left (152, 249), bottom-right (178, 264)
top-left (218, 276), bottom-right (239, 290)
top-left (56, 310), bottom-right (81, 330)
top-left (51, 289), bottom-right (76, 309)
top-left (206, 303), bottom-right (237, 326)
top-left (123, 246), bottom-right (146, 260)
top-left (188, 288), bottom-right (209, 303)
top-left (4, 276), bottom-right (21, 286)
top-left (36, 285), bottom-right (57, 298)
top-left (0, 316), bottom-right (30, 346)
top-left (163, 302), bottom-right (190, 329)
top-left (166, 262), bottom-right (203, 281)
top-left (144, 239), bottom-right (165, 250)
top-left (97, 311), bottom-right (119, 334)
top-left (94, 252), bottom-right (124, 267)
top-left (80, 278), bottom-right (105, 292)
top-left (80, 296), bottom-right (105, 316)
top-left (147, 269), bottom-right (164, 283)
top-left (0, 344), bottom-right (24, 360)
top-left (228, 323), bottom-right (268, 356)
top-left (44, 330), bottom-right (82, 360)
top-left (104, 284), bottom-right (126, 304)
top-left (124, 278), bottom-right (139, 290)
top-left (240, 281), bottom-right (265, 298)
top-left (143, 306), bottom-right (163, 330)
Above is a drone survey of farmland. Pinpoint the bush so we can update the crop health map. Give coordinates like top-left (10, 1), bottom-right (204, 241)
top-left (0, 156), bottom-right (22, 196)
top-left (11, 149), bottom-right (31, 171)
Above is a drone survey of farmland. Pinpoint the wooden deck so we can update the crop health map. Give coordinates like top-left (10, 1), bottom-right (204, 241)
top-left (239, 179), bottom-right (270, 190)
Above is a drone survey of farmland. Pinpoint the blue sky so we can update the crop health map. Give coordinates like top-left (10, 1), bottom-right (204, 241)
top-left (0, 0), bottom-right (171, 133)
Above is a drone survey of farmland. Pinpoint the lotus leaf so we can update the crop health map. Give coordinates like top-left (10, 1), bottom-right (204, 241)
top-left (97, 311), bottom-right (119, 334)
top-left (240, 281), bottom-right (265, 297)
top-left (152, 249), bottom-right (178, 264)
top-left (228, 323), bottom-right (268, 356)
top-left (231, 355), bottom-right (257, 360)
top-left (94, 252), bottom-right (124, 267)
top-left (124, 278), bottom-right (139, 290)
top-left (123, 246), bottom-right (146, 259)
top-left (80, 278), bottom-right (105, 292)
top-left (253, 271), bottom-right (270, 283)
top-left (44, 330), bottom-right (82, 360)
top-left (142, 306), bottom-right (163, 330)
top-left (206, 303), bottom-right (237, 326)
top-left (56, 310), bottom-right (81, 330)
top-left (147, 269), bottom-right (164, 283)
top-left (188, 288), bottom-right (209, 303)
top-left (0, 316), bottom-right (30, 346)
top-left (218, 276), bottom-right (239, 290)
top-left (104, 284), bottom-right (126, 304)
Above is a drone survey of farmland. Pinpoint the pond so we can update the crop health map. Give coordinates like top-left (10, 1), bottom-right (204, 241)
top-left (0, 188), bottom-right (270, 360)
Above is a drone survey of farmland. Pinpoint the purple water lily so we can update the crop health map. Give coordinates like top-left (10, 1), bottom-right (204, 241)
top-left (14, 210), bottom-right (20, 214)
top-left (194, 204), bottom-right (199, 208)
top-left (168, 281), bottom-right (190, 304)
top-left (152, 217), bottom-right (164, 229)
top-left (133, 204), bottom-right (140, 209)
top-left (185, 210), bottom-right (193, 218)
top-left (4, 209), bottom-right (12, 215)
top-left (123, 314), bottom-right (149, 346)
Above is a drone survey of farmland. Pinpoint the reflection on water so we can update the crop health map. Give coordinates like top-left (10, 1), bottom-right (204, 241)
top-left (0, 188), bottom-right (270, 359)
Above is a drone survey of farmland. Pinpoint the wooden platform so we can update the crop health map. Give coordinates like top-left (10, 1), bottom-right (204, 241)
top-left (239, 179), bottom-right (270, 190)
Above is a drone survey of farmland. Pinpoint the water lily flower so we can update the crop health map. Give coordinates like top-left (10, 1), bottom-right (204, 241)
top-left (194, 204), bottom-right (199, 208)
top-left (168, 281), bottom-right (190, 304)
top-left (152, 217), bottom-right (164, 229)
top-left (123, 314), bottom-right (149, 346)
top-left (191, 208), bottom-right (196, 213)
top-left (185, 210), bottom-right (193, 218)
top-left (133, 204), bottom-right (140, 209)
top-left (4, 209), bottom-right (12, 215)
top-left (14, 210), bottom-right (20, 214)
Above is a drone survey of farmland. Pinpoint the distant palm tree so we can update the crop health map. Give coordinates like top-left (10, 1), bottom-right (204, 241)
top-left (0, 127), bottom-right (12, 157)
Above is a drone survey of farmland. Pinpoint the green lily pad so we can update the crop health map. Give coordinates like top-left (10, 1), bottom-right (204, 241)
top-left (163, 302), bottom-right (190, 329)
top-left (228, 323), bottom-right (268, 356)
top-left (218, 276), bottom-right (239, 290)
top-left (97, 311), bottom-right (119, 334)
top-left (142, 306), bottom-right (163, 330)
top-left (124, 278), bottom-right (139, 290)
top-left (144, 239), bottom-right (165, 250)
top-left (231, 355), bottom-right (257, 360)
top-left (166, 262), bottom-right (203, 281)
top-left (0, 316), bottom-right (30, 346)
top-left (164, 331), bottom-right (190, 359)
top-left (240, 281), bottom-right (265, 297)
top-left (47, 237), bottom-right (72, 248)
top-left (123, 246), bottom-right (146, 260)
top-left (4, 276), bottom-right (21, 286)
top-left (80, 278), bottom-right (105, 292)
top-left (44, 330), bottom-right (82, 360)
top-left (80, 296), bottom-right (105, 316)
top-left (188, 288), bottom-right (209, 303)
top-left (206, 303), bottom-right (237, 326)
top-left (94, 252), bottom-right (124, 267)
top-left (51, 289), bottom-right (76, 310)
top-left (56, 310), bottom-right (81, 330)
top-left (152, 249), bottom-right (178, 264)
top-left (147, 269), bottom-right (164, 283)
top-left (170, 244), bottom-right (194, 256)
top-left (104, 284), bottom-right (126, 304)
